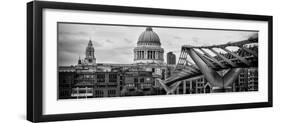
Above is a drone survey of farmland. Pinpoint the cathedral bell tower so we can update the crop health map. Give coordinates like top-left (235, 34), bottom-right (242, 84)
top-left (84, 40), bottom-right (96, 65)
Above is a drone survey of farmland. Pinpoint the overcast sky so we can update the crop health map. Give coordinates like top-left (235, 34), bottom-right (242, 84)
top-left (58, 23), bottom-right (257, 66)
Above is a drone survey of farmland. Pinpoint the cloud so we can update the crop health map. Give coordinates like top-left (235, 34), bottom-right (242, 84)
top-left (94, 30), bottom-right (124, 38)
top-left (58, 50), bottom-right (79, 66)
top-left (92, 40), bottom-right (103, 47)
top-left (173, 36), bottom-right (182, 40)
top-left (165, 40), bottom-right (174, 46)
top-left (248, 33), bottom-right (258, 40)
top-left (105, 39), bottom-right (113, 43)
top-left (237, 32), bottom-right (258, 40)
top-left (124, 38), bottom-right (133, 43)
top-left (192, 37), bottom-right (200, 43)
top-left (95, 48), bottom-right (133, 64)
top-left (58, 39), bottom-right (86, 54)
top-left (58, 29), bottom-right (92, 37)
top-left (113, 46), bottom-right (134, 55)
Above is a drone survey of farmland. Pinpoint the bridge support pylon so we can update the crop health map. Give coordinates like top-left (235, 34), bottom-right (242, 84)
top-left (186, 48), bottom-right (242, 88)
top-left (156, 78), bottom-right (181, 94)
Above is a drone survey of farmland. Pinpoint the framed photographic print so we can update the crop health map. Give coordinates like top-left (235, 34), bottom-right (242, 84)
top-left (27, 1), bottom-right (273, 122)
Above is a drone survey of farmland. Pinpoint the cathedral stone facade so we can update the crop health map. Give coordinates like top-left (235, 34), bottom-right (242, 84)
top-left (134, 27), bottom-right (164, 64)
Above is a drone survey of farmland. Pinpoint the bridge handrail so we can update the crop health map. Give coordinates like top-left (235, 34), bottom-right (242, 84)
top-left (182, 39), bottom-right (258, 49)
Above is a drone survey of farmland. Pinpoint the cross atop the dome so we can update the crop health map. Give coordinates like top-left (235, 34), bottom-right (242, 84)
top-left (146, 27), bottom-right (153, 31)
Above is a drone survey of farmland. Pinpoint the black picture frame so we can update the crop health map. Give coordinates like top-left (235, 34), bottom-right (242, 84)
top-left (27, 1), bottom-right (273, 122)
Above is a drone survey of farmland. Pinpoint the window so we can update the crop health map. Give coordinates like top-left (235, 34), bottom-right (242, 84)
top-left (84, 74), bottom-right (94, 79)
top-left (128, 83), bottom-right (135, 87)
top-left (108, 90), bottom-right (116, 95)
top-left (140, 78), bottom-right (144, 83)
top-left (95, 90), bottom-right (104, 97)
top-left (134, 78), bottom-right (138, 83)
top-left (97, 74), bottom-right (105, 82)
top-left (109, 74), bottom-right (117, 83)
top-left (88, 59), bottom-right (92, 62)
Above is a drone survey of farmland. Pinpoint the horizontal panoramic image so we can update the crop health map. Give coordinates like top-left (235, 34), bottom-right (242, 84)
top-left (58, 23), bottom-right (258, 99)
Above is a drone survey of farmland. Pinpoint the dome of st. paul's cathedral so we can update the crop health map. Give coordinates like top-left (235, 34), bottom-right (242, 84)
top-left (137, 27), bottom-right (161, 46)
top-left (134, 27), bottom-right (164, 64)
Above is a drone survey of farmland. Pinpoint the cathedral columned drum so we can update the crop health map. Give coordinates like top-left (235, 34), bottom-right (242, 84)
top-left (134, 27), bottom-right (164, 64)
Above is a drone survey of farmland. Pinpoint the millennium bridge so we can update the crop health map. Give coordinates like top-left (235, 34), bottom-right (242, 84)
top-left (158, 38), bottom-right (258, 94)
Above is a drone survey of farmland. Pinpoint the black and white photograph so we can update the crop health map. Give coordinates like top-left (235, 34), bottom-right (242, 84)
top-left (58, 22), bottom-right (259, 99)
top-left (24, 1), bottom-right (273, 122)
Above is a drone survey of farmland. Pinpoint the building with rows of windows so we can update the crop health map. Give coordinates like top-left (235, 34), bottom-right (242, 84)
top-left (173, 67), bottom-right (258, 95)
